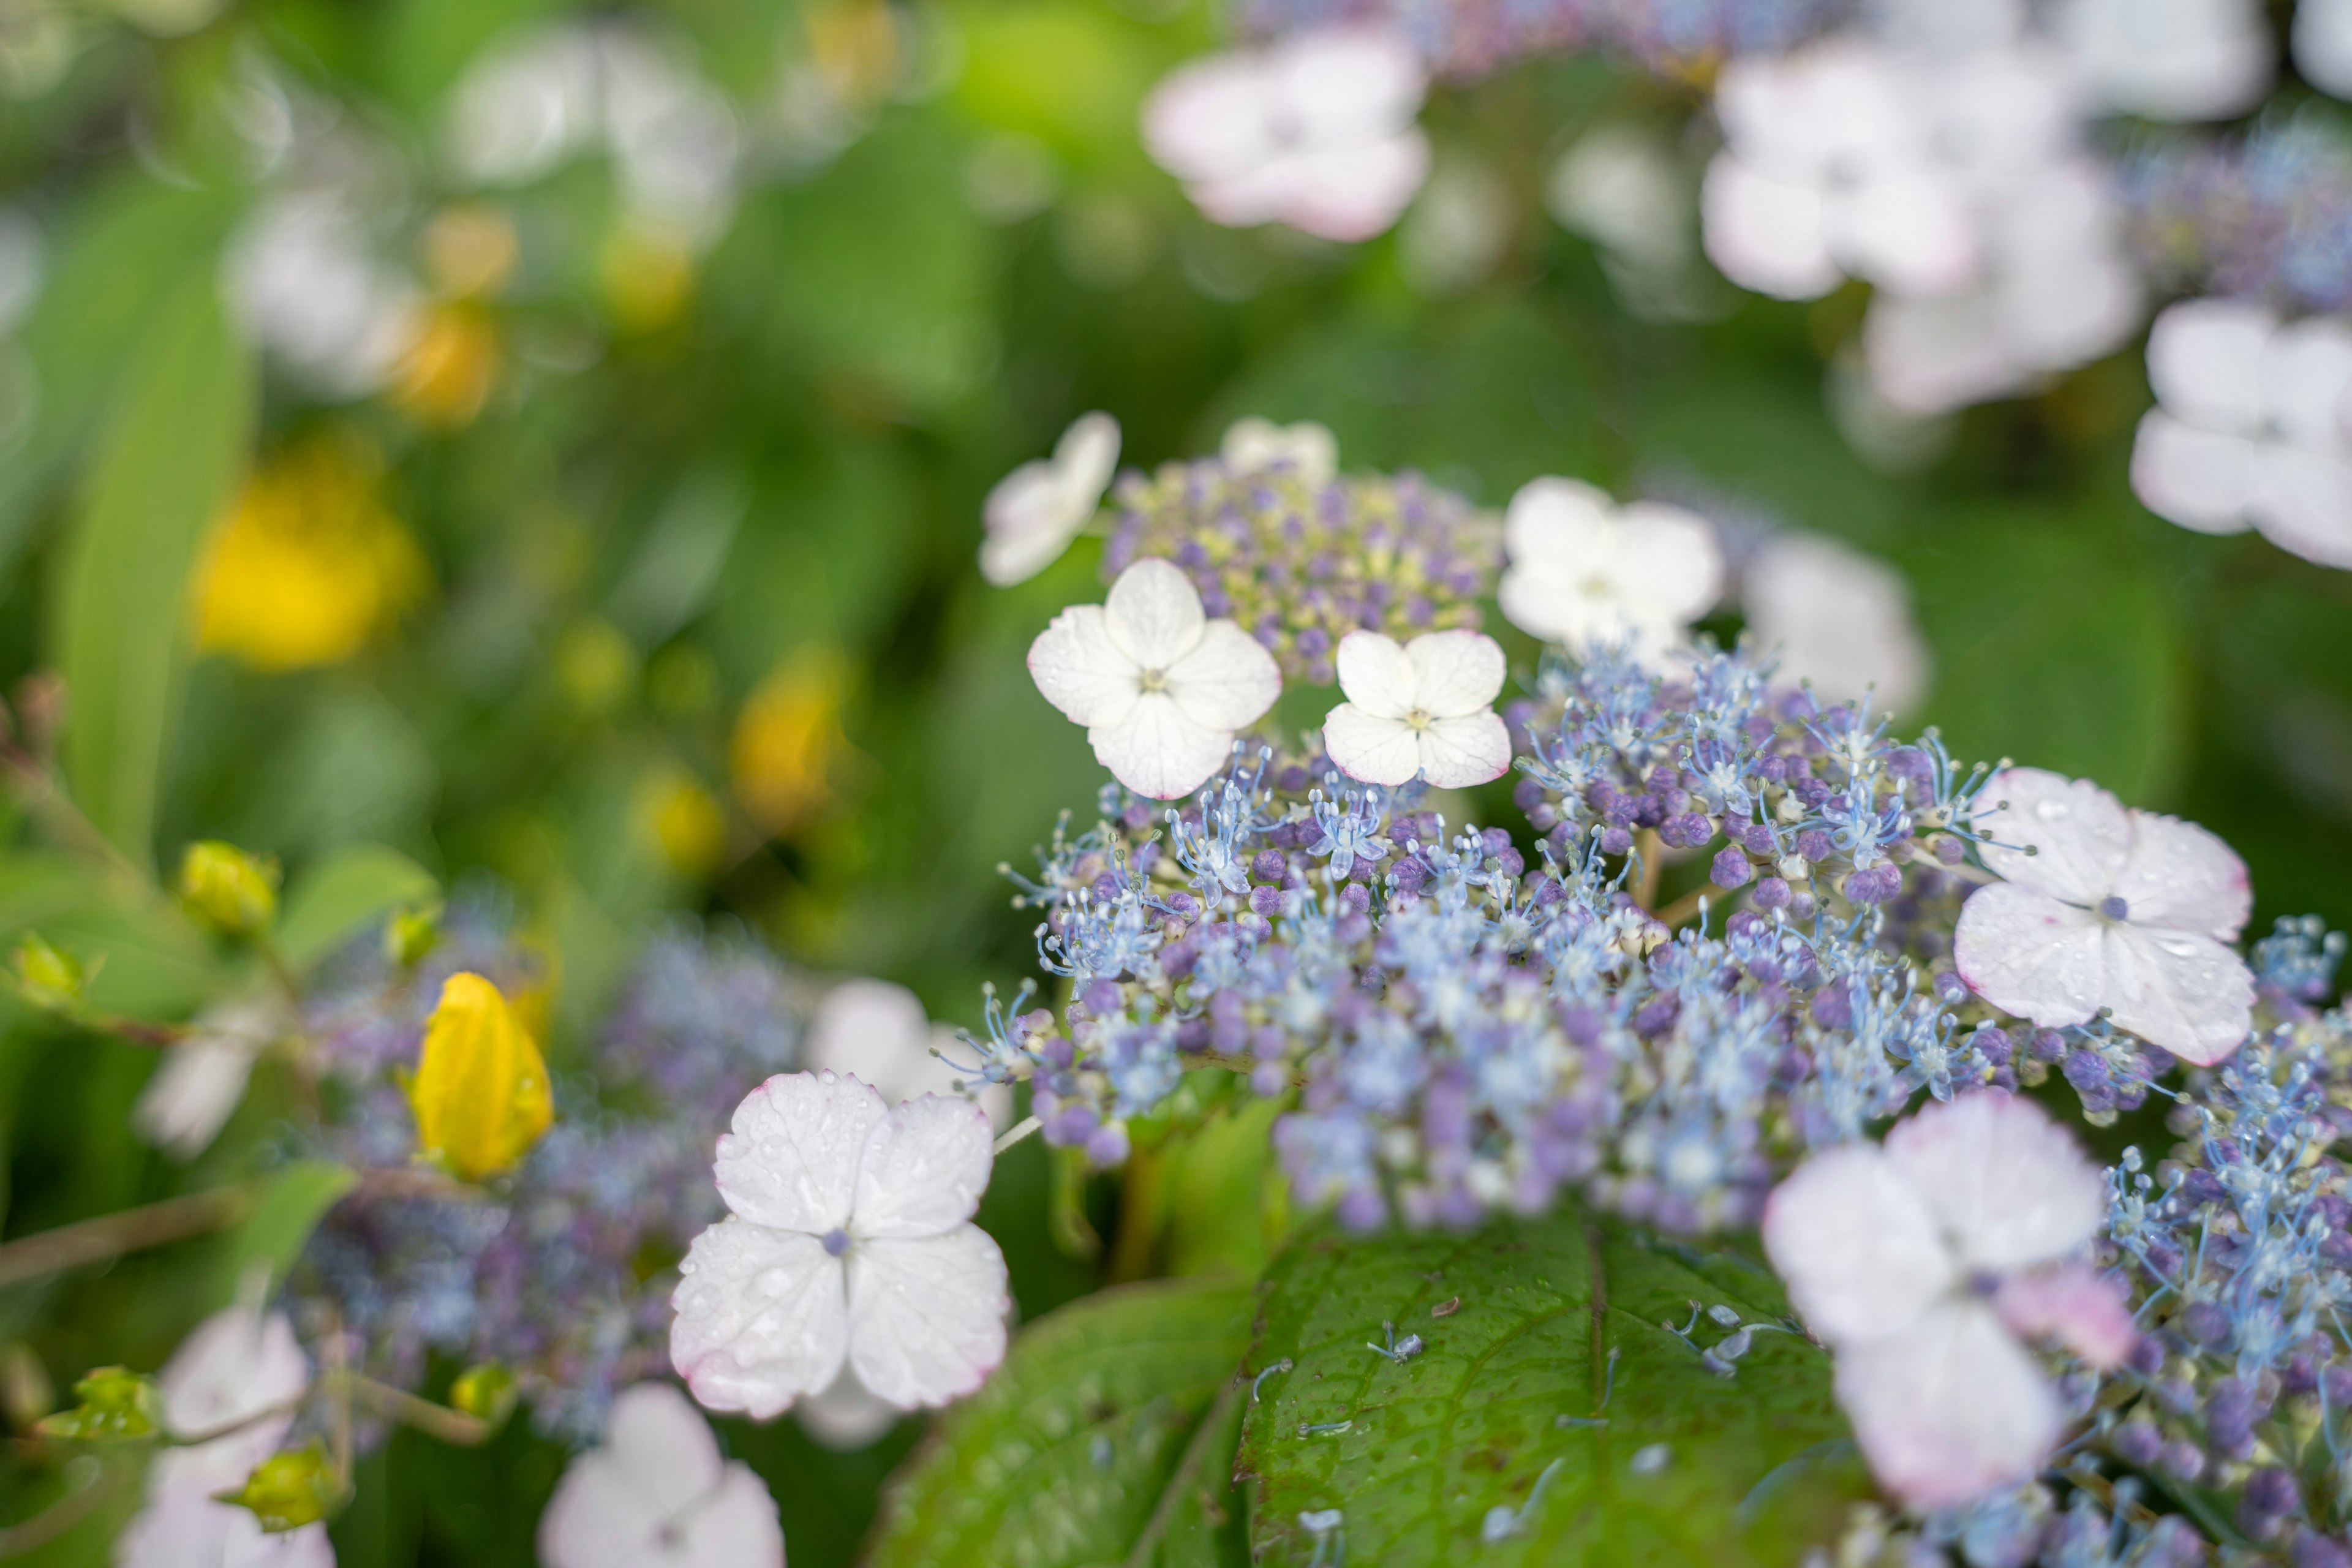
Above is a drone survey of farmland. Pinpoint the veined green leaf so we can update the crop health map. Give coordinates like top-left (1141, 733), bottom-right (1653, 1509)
top-left (1237, 1208), bottom-right (1868, 1566)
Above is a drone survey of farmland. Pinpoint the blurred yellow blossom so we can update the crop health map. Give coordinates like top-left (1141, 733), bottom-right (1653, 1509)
top-left (407, 972), bottom-right (552, 1183)
top-left (176, 841), bottom-right (281, 940)
top-left (554, 618), bottom-right (637, 713)
top-left (730, 648), bottom-right (851, 838)
top-left (635, 766), bottom-right (728, 876)
top-left (600, 223), bottom-right (697, 334)
top-left (192, 438), bottom-right (428, 673)
top-left (389, 304), bottom-right (500, 428)
top-left (806, 0), bottom-right (904, 108)
top-left (422, 204), bottom-right (521, 300)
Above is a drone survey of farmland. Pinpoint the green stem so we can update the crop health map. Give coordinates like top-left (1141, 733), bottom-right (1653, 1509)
top-left (0, 1186), bottom-right (256, 1290)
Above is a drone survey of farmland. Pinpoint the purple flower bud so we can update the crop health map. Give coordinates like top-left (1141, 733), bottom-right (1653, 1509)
top-left (2159, 1439), bottom-right (2205, 1482)
top-left (1599, 827), bottom-right (1634, 856)
top-left (1084, 1121), bottom-right (1131, 1169)
top-left (2031, 1028), bottom-right (2068, 1063)
top-left (2111, 1420), bottom-right (2163, 1466)
top-left (1752, 876), bottom-right (1792, 910)
top-left (2128, 1335), bottom-right (2168, 1376)
top-left (1794, 829), bottom-right (1833, 862)
top-left (2206, 1376), bottom-right (2258, 1459)
top-left (1632, 994), bottom-right (1680, 1038)
top-left (1709, 847), bottom-right (1754, 890)
top-left (1392, 859), bottom-right (1430, 895)
top-left (2293, 1529), bottom-right (2352, 1568)
top-left (1932, 970), bottom-right (1970, 1005)
top-left (2064, 1049), bottom-right (2117, 1114)
top-left (1338, 883), bottom-right (1371, 914)
top-left (1251, 849), bottom-right (1287, 883)
top-left (1809, 984), bottom-right (1853, 1031)
top-left (2180, 1300), bottom-right (2232, 1348)
top-left (1336, 1187), bottom-right (1386, 1232)
top-left (1512, 777), bottom-right (1546, 812)
top-left (1975, 1029), bottom-right (2014, 1068)
top-left (1841, 864), bottom-right (1902, 904)
top-left (1250, 886), bottom-right (1284, 918)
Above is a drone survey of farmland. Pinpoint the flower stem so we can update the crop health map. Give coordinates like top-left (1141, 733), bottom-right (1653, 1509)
top-left (0, 1186), bottom-right (257, 1290)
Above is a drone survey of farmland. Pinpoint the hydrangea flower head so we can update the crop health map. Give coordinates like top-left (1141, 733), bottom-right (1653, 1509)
top-left (670, 1070), bottom-right (1009, 1417)
top-left (1763, 1091), bottom-right (2134, 1509)
top-left (980, 412), bottom-right (1120, 587)
top-left (1953, 767), bottom-right (2253, 1065)
top-left (1322, 629), bottom-right (1510, 788)
top-left (538, 1382), bottom-right (783, 1568)
top-left (1498, 478), bottom-right (1722, 659)
top-left (1028, 557), bottom-right (1283, 799)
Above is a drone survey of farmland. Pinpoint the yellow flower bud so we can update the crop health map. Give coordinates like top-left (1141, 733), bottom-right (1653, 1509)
top-left (10, 933), bottom-right (87, 1011)
top-left (177, 842), bottom-right (281, 940)
top-left (407, 973), bottom-right (553, 1182)
top-left (213, 1438), bottom-right (346, 1531)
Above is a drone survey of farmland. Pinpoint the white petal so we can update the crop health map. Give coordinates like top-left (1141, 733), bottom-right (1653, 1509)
top-left (1832, 172), bottom-right (1978, 298)
top-left (1165, 619), bottom-right (1281, 732)
top-left (1415, 712), bottom-right (1511, 789)
top-left (1028, 605), bottom-right (1142, 729)
top-left (1971, 767), bottom-right (2132, 903)
top-left (1141, 53), bottom-right (1278, 185)
top-left (1952, 883), bottom-right (2106, 1031)
top-left (1882, 1091), bottom-right (2106, 1272)
top-left (794, 1366), bottom-right (903, 1451)
top-left (1834, 1298), bottom-right (2061, 1509)
top-left (1700, 156), bottom-right (1842, 301)
top-left (1741, 533), bottom-right (1931, 710)
top-left (160, 1306), bottom-right (308, 1447)
top-left (2252, 446), bottom-right (2352, 570)
top-left (715, 1071), bottom-right (888, 1233)
top-left (2112, 808), bottom-right (2250, 941)
top-left (853, 1093), bottom-right (994, 1239)
top-left (1334, 630), bottom-right (1416, 719)
top-left (134, 1037), bottom-right (261, 1163)
top-left (606, 1382), bottom-right (728, 1514)
top-left (2130, 410), bottom-right (2259, 535)
top-left (802, 979), bottom-right (937, 1105)
top-left (1103, 557), bottom-right (1207, 669)
top-left (2294, 0), bottom-right (2352, 97)
top-left (2053, 0), bottom-right (2272, 120)
top-left (845, 1226), bottom-right (1011, 1408)
top-left (1761, 1142), bottom-right (1958, 1347)
top-left (1221, 417), bottom-right (1338, 486)
top-left (2262, 317), bottom-right (2352, 449)
top-left (2146, 298), bottom-right (2273, 432)
top-left (1403, 630), bottom-right (1506, 717)
top-left (1054, 411), bottom-right (1121, 500)
top-left (2101, 924), bottom-right (2254, 1066)
top-left (1090, 693), bottom-right (1237, 799)
top-left (1322, 704), bottom-right (1424, 788)
top-left (1268, 130), bottom-right (1430, 243)
top-left (1271, 26), bottom-right (1424, 144)
top-left (1613, 501), bottom-right (1724, 624)
top-left (1863, 289), bottom-right (2020, 417)
top-left (981, 464), bottom-right (1087, 588)
top-left (540, 1385), bottom-right (785, 1568)
top-left (669, 1219), bottom-right (848, 1418)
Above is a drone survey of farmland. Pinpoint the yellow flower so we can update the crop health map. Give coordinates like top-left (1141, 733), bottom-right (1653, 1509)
top-left (176, 841), bottom-right (280, 939)
top-left (636, 767), bottom-right (728, 877)
top-left (730, 649), bottom-right (851, 838)
top-left (388, 304), bottom-right (500, 429)
top-left (407, 973), bottom-right (553, 1183)
top-left (192, 437), bottom-right (428, 674)
top-left (600, 223), bottom-right (697, 335)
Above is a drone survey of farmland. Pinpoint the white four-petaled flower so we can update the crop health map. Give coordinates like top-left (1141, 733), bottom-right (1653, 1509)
top-left (1953, 767), bottom-right (2253, 1065)
top-left (1028, 558), bottom-right (1282, 799)
top-left (979, 412), bottom-right (1121, 587)
top-left (1322, 630), bottom-right (1510, 790)
top-left (1498, 479), bottom-right (1723, 662)
top-left (538, 1382), bottom-right (783, 1568)
top-left (1763, 1091), bottom-right (2136, 1510)
top-left (1140, 28), bottom-right (1430, 244)
top-left (1220, 417), bottom-right (1338, 488)
top-left (671, 1069), bottom-right (1009, 1419)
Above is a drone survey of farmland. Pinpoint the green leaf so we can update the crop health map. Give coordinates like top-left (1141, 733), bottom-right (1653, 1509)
top-left (1237, 1209), bottom-right (1869, 1566)
top-left (867, 1277), bottom-right (1254, 1568)
top-left (275, 844), bottom-right (440, 974)
top-left (50, 272), bottom-right (257, 873)
top-left (210, 1159), bottom-right (359, 1308)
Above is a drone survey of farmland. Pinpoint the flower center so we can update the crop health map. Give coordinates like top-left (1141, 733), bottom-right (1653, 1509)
top-left (2097, 895), bottom-right (2130, 922)
top-left (1580, 573), bottom-right (1613, 600)
top-left (823, 1227), bottom-right (851, 1257)
top-left (1405, 707), bottom-right (1433, 732)
top-left (1139, 666), bottom-right (1170, 693)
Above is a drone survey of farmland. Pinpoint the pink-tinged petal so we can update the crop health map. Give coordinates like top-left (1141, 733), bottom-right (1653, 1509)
top-left (1140, 55), bottom-right (1276, 184)
top-left (2100, 924), bottom-right (2253, 1066)
top-left (2146, 298), bottom-right (2274, 434)
top-left (845, 1226), bottom-right (1011, 1408)
top-left (1272, 27), bottom-right (1424, 144)
top-left (671, 1219), bottom-right (848, 1419)
top-left (1883, 1091), bottom-right (2107, 1272)
top-left (1615, 501), bottom-right (1724, 624)
top-left (1166, 619), bottom-right (1282, 732)
top-left (1834, 1298), bottom-right (2062, 1510)
top-left (2252, 445), bottom-right (2352, 570)
top-left (1833, 171), bottom-right (1979, 298)
top-left (1953, 883), bottom-right (2106, 1030)
top-left (1700, 156), bottom-right (1841, 301)
top-left (1028, 605), bottom-right (1140, 729)
top-left (1335, 630), bottom-right (1416, 719)
top-left (853, 1093), bottom-right (994, 1239)
top-left (1322, 704), bottom-right (1423, 788)
top-left (1993, 1261), bottom-right (2138, 1371)
top-left (715, 1070), bottom-right (887, 1233)
top-left (1090, 694), bottom-right (1235, 799)
top-left (1274, 130), bottom-right (1430, 243)
top-left (1103, 557), bottom-right (1206, 669)
top-left (540, 1384), bottom-right (786, 1568)
top-left (1403, 630), bottom-right (1506, 717)
top-left (2129, 410), bottom-right (2259, 536)
top-left (1761, 1142), bottom-right (1957, 1347)
top-left (1972, 767), bottom-right (2132, 902)
top-left (1415, 712), bottom-right (1511, 789)
top-left (2113, 808), bottom-right (2250, 941)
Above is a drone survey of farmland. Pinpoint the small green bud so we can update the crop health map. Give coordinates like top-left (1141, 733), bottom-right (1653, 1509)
top-left (177, 842), bottom-right (281, 940)
top-left (10, 933), bottom-right (87, 1011)
top-left (448, 1363), bottom-right (516, 1428)
top-left (214, 1438), bottom-right (346, 1531)
top-left (35, 1366), bottom-right (160, 1443)
top-left (384, 905), bottom-right (442, 968)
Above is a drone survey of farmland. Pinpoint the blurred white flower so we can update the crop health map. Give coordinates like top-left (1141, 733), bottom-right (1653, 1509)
top-left (979, 412), bottom-right (1120, 587)
top-left (671, 1070), bottom-right (1009, 1417)
top-left (0, 209), bottom-right (43, 337)
top-left (1140, 28), bottom-right (1430, 243)
top-left (134, 997), bottom-right (285, 1162)
top-left (803, 978), bottom-right (1012, 1131)
top-left (2130, 299), bottom-right (2352, 570)
top-left (2047, 0), bottom-right (2272, 120)
top-left (1322, 630), bottom-right (1510, 790)
top-left (1547, 125), bottom-right (1721, 320)
top-left (2295, 0), bottom-right (2352, 99)
top-left (539, 1383), bottom-right (783, 1568)
top-left (1219, 417), bottom-right (1336, 486)
top-left (1741, 533), bottom-right (1930, 711)
top-left (1396, 155), bottom-right (1512, 297)
top-left (118, 1305), bottom-right (333, 1568)
top-left (1763, 1091), bottom-right (2134, 1509)
top-left (1027, 558), bottom-right (1282, 799)
top-left (793, 1365), bottom-right (904, 1452)
top-left (1954, 767), bottom-right (2253, 1065)
top-left (225, 197), bottom-right (421, 399)
top-left (1498, 478), bottom-right (1722, 660)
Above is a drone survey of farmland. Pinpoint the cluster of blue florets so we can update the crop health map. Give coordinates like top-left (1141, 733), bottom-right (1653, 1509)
top-left (2118, 120), bottom-right (2352, 315)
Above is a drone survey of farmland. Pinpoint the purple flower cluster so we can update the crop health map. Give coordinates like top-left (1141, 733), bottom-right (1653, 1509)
top-left (1100, 458), bottom-right (1499, 684)
top-left (2116, 121), bottom-right (2352, 315)
top-left (1230, 0), bottom-right (1847, 79)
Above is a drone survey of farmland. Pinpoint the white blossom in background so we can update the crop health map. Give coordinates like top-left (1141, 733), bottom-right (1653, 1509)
top-left (1140, 28), bottom-right (1430, 244)
top-left (539, 1383), bottom-right (783, 1568)
top-left (1322, 630), bottom-right (1510, 790)
top-left (1028, 557), bottom-right (1282, 799)
top-left (225, 196), bottom-right (422, 399)
top-left (979, 412), bottom-right (1120, 587)
top-left (1953, 767), bottom-right (2254, 1065)
top-left (1547, 125), bottom-right (1717, 322)
top-left (1220, 417), bottom-right (1338, 486)
top-left (1498, 479), bottom-right (1722, 662)
top-left (118, 1306), bottom-right (333, 1568)
top-left (2046, 0), bottom-right (2272, 121)
top-left (1763, 1091), bottom-right (2135, 1509)
top-left (671, 1070), bottom-right (1009, 1418)
top-left (2296, 0), bottom-right (2352, 99)
top-left (1395, 155), bottom-right (1513, 297)
top-left (803, 979), bottom-right (1014, 1131)
top-left (1741, 533), bottom-right (1931, 710)
top-left (2130, 299), bottom-right (2352, 571)
top-left (134, 997), bottom-right (287, 1161)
